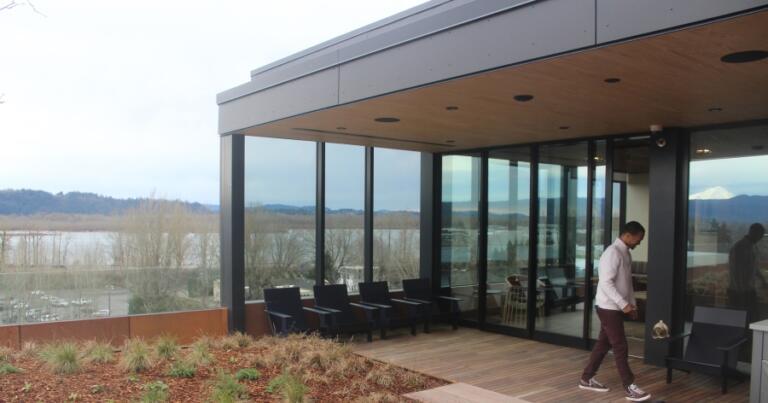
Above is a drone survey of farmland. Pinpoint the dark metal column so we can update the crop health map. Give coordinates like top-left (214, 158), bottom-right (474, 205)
top-left (645, 128), bottom-right (690, 366)
top-left (603, 139), bottom-right (614, 249)
top-left (420, 153), bottom-right (441, 291)
top-left (316, 142), bottom-right (326, 286)
top-left (364, 147), bottom-right (374, 283)
top-left (527, 145), bottom-right (539, 337)
top-left (583, 141), bottom-right (596, 346)
top-left (220, 134), bottom-right (245, 333)
top-left (478, 151), bottom-right (489, 326)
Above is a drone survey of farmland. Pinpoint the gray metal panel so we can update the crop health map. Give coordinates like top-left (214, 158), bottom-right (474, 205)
top-left (338, 0), bottom-right (595, 104)
top-left (752, 331), bottom-right (763, 402)
top-left (596, 0), bottom-right (768, 44)
top-left (249, 0), bottom-right (453, 78)
top-left (231, 0), bottom-right (538, 103)
top-left (218, 67), bottom-right (339, 135)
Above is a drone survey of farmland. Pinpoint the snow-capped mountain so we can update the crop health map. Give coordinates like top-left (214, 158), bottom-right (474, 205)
top-left (689, 186), bottom-right (735, 200)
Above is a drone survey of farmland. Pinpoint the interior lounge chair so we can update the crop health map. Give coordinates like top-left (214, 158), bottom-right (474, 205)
top-left (359, 281), bottom-right (428, 336)
top-left (263, 286), bottom-right (334, 336)
top-left (402, 278), bottom-right (462, 330)
top-left (665, 306), bottom-right (748, 394)
top-left (313, 284), bottom-right (379, 342)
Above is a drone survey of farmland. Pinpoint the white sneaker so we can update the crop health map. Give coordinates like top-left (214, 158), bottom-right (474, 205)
top-left (578, 377), bottom-right (609, 392)
top-left (625, 383), bottom-right (651, 401)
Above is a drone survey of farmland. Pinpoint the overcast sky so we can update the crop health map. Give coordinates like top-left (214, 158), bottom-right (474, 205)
top-left (0, 0), bottom-right (426, 206)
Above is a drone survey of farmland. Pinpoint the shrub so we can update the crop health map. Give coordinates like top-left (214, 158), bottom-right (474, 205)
top-left (235, 368), bottom-right (261, 381)
top-left (0, 346), bottom-right (12, 363)
top-left (267, 372), bottom-right (308, 403)
top-left (167, 360), bottom-right (196, 378)
top-left (154, 335), bottom-right (178, 360)
top-left (187, 339), bottom-right (212, 367)
top-left (82, 341), bottom-right (115, 364)
top-left (209, 371), bottom-right (248, 403)
top-left (120, 339), bottom-right (153, 373)
top-left (0, 362), bottom-right (21, 375)
top-left (140, 380), bottom-right (169, 403)
top-left (18, 341), bottom-right (39, 359)
top-left (40, 342), bottom-right (80, 374)
top-left (219, 332), bottom-right (253, 350)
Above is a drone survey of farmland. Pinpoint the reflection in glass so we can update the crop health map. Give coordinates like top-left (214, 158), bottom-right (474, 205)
top-left (373, 148), bottom-right (420, 290)
top-left (325, 144), bottom-right (365, 293)
top-left (686, 125), bottom-right (768, 363)
top-left (441, 154), bottom-right (481, 320)
top-left (487, 147), bottom-right (531, 329)
top-left (243, 137), bottom-right (316, 301)
top-left (537, 143), bottom-right (588, 338)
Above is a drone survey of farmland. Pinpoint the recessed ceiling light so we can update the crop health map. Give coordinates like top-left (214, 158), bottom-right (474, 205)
top-left (696, 148), bottom-right (712, 155)
top-left (708, 107), bottom-right (723, 112)
top-left (604, 78), bottom-right (621, 83)
top-left (374, 117), bottom-right (400, 123)
top-left (559, 126), bottom-right (570, 130)
top-left (445, 106), bottom-right (459, 111)
top-left (720, 50), bottom-right (768, 63)
top-left (513, 94), bottom-right (534, 102)
top-left (594, 156), bottom-right (604, 162)
top-left (336, 126), bottom-right (347, 130)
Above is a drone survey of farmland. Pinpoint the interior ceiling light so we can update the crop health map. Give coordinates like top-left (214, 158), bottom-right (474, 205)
top-left (696, 148), bottom-right (713, 155)
top-left (604, 78), bottom-right (621, 83)
top-left (513, 94), bottom-right (534, 102)
top-left (720, 50), bottom-right (768, 63)
top-left (374, 117), bottom-right (400, 123)
top-left (445, 106), bottom-right (459, 111)
top-left (708, 107), bottom-right (723, 112)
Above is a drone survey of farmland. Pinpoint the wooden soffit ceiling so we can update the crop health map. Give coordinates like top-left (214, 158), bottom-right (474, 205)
top-left (243, 10), bottom-right (768, 152)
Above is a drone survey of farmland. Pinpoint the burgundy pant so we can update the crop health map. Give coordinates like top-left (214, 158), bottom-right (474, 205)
top-left (581, 306), bottom-right (635, 387)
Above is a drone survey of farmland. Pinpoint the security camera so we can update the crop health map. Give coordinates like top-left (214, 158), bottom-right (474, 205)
top-left (650, 124), bottom-right (663, 133)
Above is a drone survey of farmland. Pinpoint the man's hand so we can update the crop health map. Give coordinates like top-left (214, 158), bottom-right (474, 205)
top-left (622, 304), bottom-right (636, 315)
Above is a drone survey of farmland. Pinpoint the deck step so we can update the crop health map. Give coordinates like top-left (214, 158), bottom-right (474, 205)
top-left (404, 382), bottom-right (530, 403)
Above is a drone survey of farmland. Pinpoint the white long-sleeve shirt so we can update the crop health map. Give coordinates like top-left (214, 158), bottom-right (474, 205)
top-left (595, 238), bottom-right (636, 311)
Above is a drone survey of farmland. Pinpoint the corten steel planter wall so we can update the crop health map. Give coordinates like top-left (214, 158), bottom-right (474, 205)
top-left (0, 307), bottom-right (229, 349)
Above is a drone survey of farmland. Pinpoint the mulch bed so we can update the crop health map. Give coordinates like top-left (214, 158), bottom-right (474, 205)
top-left (0, 337), bottom-right (447, 402)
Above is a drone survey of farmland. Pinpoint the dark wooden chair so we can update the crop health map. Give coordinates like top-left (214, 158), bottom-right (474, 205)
top-left (402, 278), bottom-right (461, 330)
top-left (665, 306), bottom-right (749, 394)
top-left (313, 284), bottom-right (379, 342)
top-left (359, 281), bottom-right (428, 337)
top-left (263, 287), bottom-right (334, 336)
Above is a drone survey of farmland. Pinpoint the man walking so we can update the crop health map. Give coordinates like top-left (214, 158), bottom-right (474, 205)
top-left (578, 221), bottom-right (651, 402)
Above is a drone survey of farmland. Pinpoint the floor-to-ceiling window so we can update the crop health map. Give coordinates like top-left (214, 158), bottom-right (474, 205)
top-left (325, 144), bottom-right (365, 293)
top-left (243, 137), bottom-right (316, 301)
top-left (486, 147), bottom-right (531, 329)
top-left (536, 142), bottom-right (589, 338)
top-left (373, 148), bottom-right (420, 290)
top-left (441, 154), bottom-right (481, 320)
top-left (686, 124), bottom-right (768, 362)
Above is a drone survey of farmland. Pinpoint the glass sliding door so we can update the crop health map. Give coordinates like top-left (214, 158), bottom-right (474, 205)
top-left (487, 147), bottom-right (531, 329)
top-left (325, 144), bottom-right (365, 293)
top-left (686, 124), bottom-right (768, 364)
top-left (441, 154), bottom-right (481, 321)
top-left (536, 142), bottom-right (589, 338)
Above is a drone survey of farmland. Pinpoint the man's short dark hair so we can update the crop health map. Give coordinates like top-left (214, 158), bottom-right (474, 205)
top-left (620, 221), bottom-right (646, 236)
top-left (749, 223), bottom-right (765, 238)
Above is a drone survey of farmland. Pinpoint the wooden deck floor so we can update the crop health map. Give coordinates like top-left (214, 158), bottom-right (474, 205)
top-left (353, 327), bottom-right (749, 403)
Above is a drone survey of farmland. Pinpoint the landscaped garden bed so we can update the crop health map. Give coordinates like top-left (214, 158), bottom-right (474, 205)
top-left (0, 333), bottom-right (446, 402)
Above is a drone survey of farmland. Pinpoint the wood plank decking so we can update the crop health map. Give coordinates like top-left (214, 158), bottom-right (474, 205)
top-left (353, 327), bottom-right (749, 403)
